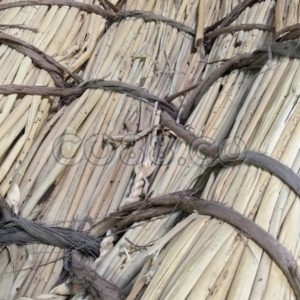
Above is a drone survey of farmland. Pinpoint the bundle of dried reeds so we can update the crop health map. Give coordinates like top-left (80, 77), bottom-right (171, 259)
top-left (0, 0), bottom-right (117, 298)
top-left (0, 0), bottom-right (299, 300)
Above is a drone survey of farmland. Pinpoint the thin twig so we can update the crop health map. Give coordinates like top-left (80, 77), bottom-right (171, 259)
top-left (102, 0), bottom-right (119, 13)
top-left (0, 24), bottom-right (38, 32)
top-left (181, 51), bottom-right (267, 120)
top-left (204, 0), bottom-right (265, 33)
top-left (160, 111), bottom-right (219, 157)
top-left (205, 23), bottom-right (274, 42)
top-left (104, 125), bottom-right (158, 145)
top-left (165, 83), bottom-right (198, 102)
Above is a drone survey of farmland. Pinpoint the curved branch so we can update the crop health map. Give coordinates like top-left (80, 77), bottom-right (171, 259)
top-left (0, 31), bottom-right (81, 86)
top-left (205, 0), bottom-right (265, 33)
top-left (67, 254), bottom-right (126, 300)
top-left (0, 80), bottom-right (177, 117)
top-left (0, 199), bottom-right (99, 257)
top-left (106, 194), bottom-right (300, 299)
top-left (230, 152), bottom-right (300, 197)
top-left (205, 24), bottom-right (273, 42)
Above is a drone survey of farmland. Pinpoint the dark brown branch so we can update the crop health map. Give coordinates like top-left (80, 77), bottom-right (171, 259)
top-left (223, 151), bottom-right (300, 197)
top-left (0, 84), bottom-right (81, 97)
top-left (80, 80), bottom-right (176, 113)
top-left (0, 80), bottom-right (177, 117)
top-left (0, 31), bottom-right (81, 86)
top-left (70, 254), bottom-right (126, 300)
top-left (101, 194), bottom-right (300, 299)
top-left (160, 114), bottom-right (300, 197)
top-left (205, 23), bottom-right (273, 41)
top-left (205, 0), bottom-right (265, 33)
top-left (164, 56), bottom-right (254, 103)
top-left (0, 201), bottom-right (99, 257)
top-left (275, 24), bottom-right (300, 41)
top-left (160, 111), bottom-right (219, 157)
top-left (102, 0), bottom-right (119, 13)
top-left (219, 0), bottom-right (266, 28)
top-left (112, 206), bottom-right (174, 230)
top-left (164, 57), bottom-right (241, 102)
top-left (181, 51), bottom-right (267, 120)
top-left (155, 196), bottom-right (300, 299)
top-left (165, 83), bottom-right (198, 102)
top-left (277, 29), bottom-right (300, 42)
top-left (196, 151), bottom-right (300, 199)
top-left (181, 41), bottom-right (300, 120)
